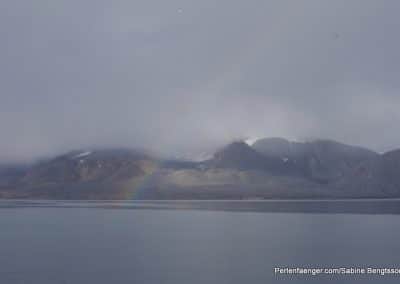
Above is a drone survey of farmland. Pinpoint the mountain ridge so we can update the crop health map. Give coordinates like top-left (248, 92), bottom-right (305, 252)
top-left (1, 138), bottom-right (400, 199)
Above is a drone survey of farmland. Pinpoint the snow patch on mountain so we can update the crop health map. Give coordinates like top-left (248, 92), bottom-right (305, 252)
top-left (245, 137), bottom-right (260, 146)
top-left (73, 151), bottom-right (92, 159)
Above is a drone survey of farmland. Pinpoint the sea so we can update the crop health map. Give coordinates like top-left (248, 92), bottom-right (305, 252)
top-left (1, 199), bottom-right (400, 284)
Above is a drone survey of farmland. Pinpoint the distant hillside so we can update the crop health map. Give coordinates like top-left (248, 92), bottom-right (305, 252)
top-left (1, 139), bottom-right (400, 199)
top-left (0, 149), bottom-right (158, 199)
top-left (252, 138), bottom-right (378, 183)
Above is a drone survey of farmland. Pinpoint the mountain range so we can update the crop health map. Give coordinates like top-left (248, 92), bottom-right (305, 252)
top-left (1, 138), bottom-right (400, 199)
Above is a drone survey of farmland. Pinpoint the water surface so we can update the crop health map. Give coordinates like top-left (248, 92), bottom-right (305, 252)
top-left (1, 200), bottom-right (400, 284)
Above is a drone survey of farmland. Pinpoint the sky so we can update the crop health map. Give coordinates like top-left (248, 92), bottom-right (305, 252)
top-left (1, 0), bottom-right (400, 162)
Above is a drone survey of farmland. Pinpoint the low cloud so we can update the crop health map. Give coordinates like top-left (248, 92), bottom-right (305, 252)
top-left (1, 0), bottom-right (400, 162)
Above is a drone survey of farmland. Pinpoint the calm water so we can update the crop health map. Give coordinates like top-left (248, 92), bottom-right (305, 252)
top-left (1, 200), bottom-right (400, 284)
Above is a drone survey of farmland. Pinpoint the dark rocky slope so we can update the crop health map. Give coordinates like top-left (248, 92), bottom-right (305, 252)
top-left (1, 139), bottom-right (400, 199)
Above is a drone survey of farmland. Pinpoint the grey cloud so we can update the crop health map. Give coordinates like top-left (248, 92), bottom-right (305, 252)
top-left (1, 0), bottom-right (400, 162)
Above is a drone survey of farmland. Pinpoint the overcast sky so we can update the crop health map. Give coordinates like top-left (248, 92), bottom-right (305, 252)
top-left (1, 0), bottom-right (400, 162)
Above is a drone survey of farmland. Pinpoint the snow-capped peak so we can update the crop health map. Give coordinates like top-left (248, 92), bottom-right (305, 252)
top-left (73, 151), bottom-right (92, 159)
top-left (244, 137), bottom-right (260, 146)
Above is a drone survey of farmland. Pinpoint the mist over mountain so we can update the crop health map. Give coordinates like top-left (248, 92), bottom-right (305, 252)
top-left (1, 1), bottom-right (400, 162)
top-left (1, 1), bottom-right (400, 198)
top-left (1, 137), bottom-right (400, 200)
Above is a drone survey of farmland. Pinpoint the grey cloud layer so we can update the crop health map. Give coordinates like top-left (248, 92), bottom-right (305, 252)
top-left (1, 0), bottom-right (400, 162)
